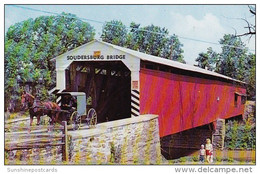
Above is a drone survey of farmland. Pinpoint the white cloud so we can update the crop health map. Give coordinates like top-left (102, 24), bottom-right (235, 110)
top-left (168, 12), bottom-right (227, 65)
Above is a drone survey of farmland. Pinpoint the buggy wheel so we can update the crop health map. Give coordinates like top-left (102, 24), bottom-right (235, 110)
top-left (70, 111), bottom-right (81, 130)
top-left (86, 108), bottom-right (97, 128)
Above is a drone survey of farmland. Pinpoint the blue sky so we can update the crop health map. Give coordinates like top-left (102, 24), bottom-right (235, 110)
top-left (5, 5), bottom-right (255, 65)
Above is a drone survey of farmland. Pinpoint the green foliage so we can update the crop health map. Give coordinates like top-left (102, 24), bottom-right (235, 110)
top-left (101, 20), bottom-right (185, 63)
top-left (227, 157), bottom-right (234, 163)
top-left (5, 13), bottom-right (95, 111)
top-left (215, 156), bottom-right (222, 162)
top-left (192, 155), bottom-right (199, 162)
top-left (247, 54), bottom-right (256, 98)
top-left (195, 34), bottom-right (255, 99)
top-left (225, 120), bottom-right (238, 150)
top-left (225, 120), bottom-right (255, 150)
top-left (5, 151), bottom-right (9, 160)
top-left (179, 157), bottom-right (187, 163)
top-left (101, 20), bottom-right (127, 46)
top-left (195, 47), bottom-right (218, 71)
top-left (217, 35), bottom-right (248, 80)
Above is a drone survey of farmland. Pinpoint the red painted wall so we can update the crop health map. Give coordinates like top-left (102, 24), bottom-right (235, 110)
top-left (140, 68), bottom-right (246, 137)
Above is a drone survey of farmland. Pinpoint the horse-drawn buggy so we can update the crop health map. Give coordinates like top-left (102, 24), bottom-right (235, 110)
top-left (21, 91), bottom-right (97, 130)
top-left (57, 92), bottom-right (97, 129)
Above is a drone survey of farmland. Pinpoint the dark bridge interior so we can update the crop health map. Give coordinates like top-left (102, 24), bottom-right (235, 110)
top-left (65, 61), bottom-right (131, 123)
top-left (160, 124), bottom-right (213, 160)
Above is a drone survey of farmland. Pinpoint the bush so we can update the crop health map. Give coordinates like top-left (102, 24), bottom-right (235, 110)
top-left (192, 155), bottom-right (199, 162)
top-left (215, 156), bottom-right (222, 162)
top-left (225, 120), bottom-right (255, 150)
top-left (179, 157), bottom-right (187, 163)
top-left (227, 157), bottom-right (234, 163)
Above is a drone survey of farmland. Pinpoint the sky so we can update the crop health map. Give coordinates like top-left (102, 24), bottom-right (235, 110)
top-left (5, 4), bottom-right (256, 65)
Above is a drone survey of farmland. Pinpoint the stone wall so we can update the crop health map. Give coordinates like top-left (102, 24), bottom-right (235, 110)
top-left (212, 119), bottom-right (225, 150)
top-left (243, 101), bottom-right (256, 123)
top-left (68, 114), bottom-right (161, 164)
top-left (5, 114), bottom-right (161, 164)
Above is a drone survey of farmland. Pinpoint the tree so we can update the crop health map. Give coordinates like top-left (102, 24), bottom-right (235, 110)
top-left (5, 13), bottom-right (95, 111)
top-left (195, 47), bottom-right (218, 71)
top-left (128, 23), bottom-right (185, 63)
top-left (101, 21), bottom-right (185, 63)
top-left (161, 34), bottom-right (185, 63)
top-left (195, 34), bottom-right (255, 98)
top-left (101, 20), bottom-right (127, 46)
top-left (246, 53), bottom-right (256, 98)
top-left (128, 24), bottom-right (168, 55)
top-left (217, 34), bottom-right (248, 80)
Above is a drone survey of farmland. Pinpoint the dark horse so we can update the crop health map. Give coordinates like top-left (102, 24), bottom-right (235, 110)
top-left (21, 91), bottom-right (61, 126)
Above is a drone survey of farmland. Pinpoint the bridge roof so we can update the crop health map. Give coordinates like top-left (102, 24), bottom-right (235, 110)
top-left (52, 39), bottom-right (246, 84)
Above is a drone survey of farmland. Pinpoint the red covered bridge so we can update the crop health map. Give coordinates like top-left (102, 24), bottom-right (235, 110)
top-left (140, 68), bottom-right (246, 137)
top-left (51, 40), bottom-right (246, 141)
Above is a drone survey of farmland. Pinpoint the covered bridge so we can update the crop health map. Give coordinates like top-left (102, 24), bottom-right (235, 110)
top-left (51, 39), bottom-right (246, 139)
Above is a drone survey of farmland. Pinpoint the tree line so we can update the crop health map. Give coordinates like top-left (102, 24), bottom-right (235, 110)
top-left (101, 20), bottom-right (185, 63)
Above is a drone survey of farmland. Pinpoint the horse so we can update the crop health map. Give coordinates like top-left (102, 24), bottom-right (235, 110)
top-left (21, 91), bottom-right (62, 126)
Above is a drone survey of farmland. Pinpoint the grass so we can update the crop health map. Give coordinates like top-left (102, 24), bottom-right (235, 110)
top-left (192, 155), bottom-right (199, 162)
top-left (227, 157), bottom-right (234, 163)
top-left (6, 111), bottom-right (29, 120)
top-left (215, 156), bottom-right (222, 162)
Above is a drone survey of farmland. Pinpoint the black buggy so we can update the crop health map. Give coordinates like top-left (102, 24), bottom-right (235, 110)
top-left (56, 92), bottom-right (97, 130)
